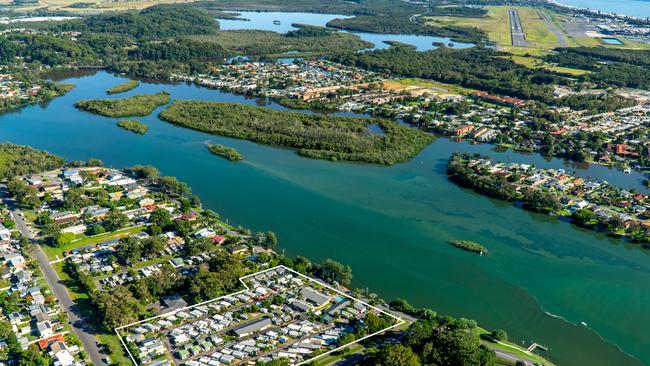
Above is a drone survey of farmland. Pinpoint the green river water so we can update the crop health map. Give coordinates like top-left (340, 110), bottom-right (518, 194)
top-left (2, 71), bottom-right (649, 366)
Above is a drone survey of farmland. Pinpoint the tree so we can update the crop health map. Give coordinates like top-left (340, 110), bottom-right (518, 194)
top-left (104, 211), bottom-right (129, 231)
top-left (55, 232), bottom-right (76, 247)
top-left (364, 313), bottom-right (392, 334)
top-left (0, 319), bottom-right (12, 338)
top-left (335, 333), bottom-right (354, 347)
top-left (142, 236), bottom-right (165, 257)
top-left (88, 224), bottom-right (106, 235)
top-left (490, 329), bottom-right (508, 342)
top-left (127, 165), bottom-right (160, 179)
top-left (87, 158), bottom-right (104, 166)
top-left (19, 344), bottom-right (49, 366)
top-left (149, 208), bottom-right (173, 229)
top-left (64, 188), bottom-right (89, 210)
top-left (315, 259), bottom-right (353, 286)
top-left (41, 223), bottom-right (61, 239)
top-left (425, 328), bottom-right (494, 366)
top-left (572, 209), bottom-right (596, 225)
top-left (93, 286), bottom-right (142, 330)
top-left (188, 267), bottom-right (225, 302)
top-left (375, 344), bottom-right (420, 366)
top-left (117, 237), bottom-right (143, 264)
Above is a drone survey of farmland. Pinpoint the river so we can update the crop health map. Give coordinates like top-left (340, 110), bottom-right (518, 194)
top-left (1, 70), bottom-right (649, 366)
top-left (217, 11), bottom-right (475, 51)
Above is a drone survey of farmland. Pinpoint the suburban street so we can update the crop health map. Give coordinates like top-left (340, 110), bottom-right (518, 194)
top-left (2, 189), bottom-right (109, 366)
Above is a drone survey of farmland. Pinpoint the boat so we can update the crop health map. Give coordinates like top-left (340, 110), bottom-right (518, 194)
top-left (623, 167), bottom-right (631, 174)
top-left (580, 321), bottom-right (587, 326)
top-left (273, 20), bottom-right (281, 25)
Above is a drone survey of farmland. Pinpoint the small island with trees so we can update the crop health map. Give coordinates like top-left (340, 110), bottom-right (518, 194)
top-left (75, 92), bottom-right (170, 118)
top-left (117, 120), bottom-right (148, 135)
top-left (107, 80), bottom-right (140, 95)
top-left (449, 240), bottom-right (487, 255)
top-left (207, 143), bottom-right (243, 161)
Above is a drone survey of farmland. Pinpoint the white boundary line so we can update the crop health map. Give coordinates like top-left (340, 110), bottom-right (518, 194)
top-left (115, 265), bottom-right (405, 366)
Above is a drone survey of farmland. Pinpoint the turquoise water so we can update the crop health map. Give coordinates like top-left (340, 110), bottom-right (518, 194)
top-left (4, 71), bottom-right (650, 366)
top-left (556, 0), bottom-right (650, 18)
top-left (217, 11), bottom-right (474, 51)
top-left (601, 37), bottom-right (625, 45)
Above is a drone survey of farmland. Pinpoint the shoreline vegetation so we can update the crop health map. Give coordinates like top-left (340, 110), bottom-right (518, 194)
top-left (107, 80), bottom-right (139, 95)
top-left (449, 240), bottom-right (487, 255)
top-left (159, 100), bottom-right (434, 164)
top-left (447, 153), bottom-right (650, 247)
top-left (0, 82), bottom-right (75, 114)
top-left (0, 143), bottom-right (64, 179)
top-left (75, 92), bottom-right (171, 117)
top-left (207, 143), bottom-right (244, 161)
top-left (117, 119), bottom-right (148, 134)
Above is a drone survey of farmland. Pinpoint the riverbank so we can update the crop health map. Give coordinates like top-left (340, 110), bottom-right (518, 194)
top-left (447, 153), bottom-right (650, 248)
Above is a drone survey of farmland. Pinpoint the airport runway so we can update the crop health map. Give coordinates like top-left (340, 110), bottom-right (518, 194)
top-left (509, 8), bottom-right (527, 46)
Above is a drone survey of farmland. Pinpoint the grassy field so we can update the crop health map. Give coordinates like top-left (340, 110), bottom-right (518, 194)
top-left (425, 6), bottom-right (511, 47)
top-left (312, 343), bottom-right (364, 366)
top-left (518, 8), bottom-right (564, 49)
top-left (383, 78), bottom-right (474, 96)
top-left (508, 55), bottom-right (590, 75)
top-left (42, 225), bottom-right (145, 260)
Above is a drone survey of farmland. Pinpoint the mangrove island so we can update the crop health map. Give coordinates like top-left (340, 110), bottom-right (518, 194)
top-left (449, 240), bottom-right (488, 255)
top-left (75, 92), bottom-right (170, 118)
top-left (107, 80), bottom-right (140, 95)
top-left (117, 120), bottom-right (148, 135)
top-left (207, 143), bottom-right (244, 161)
top-left (159, 100), bottom-right (434, 164)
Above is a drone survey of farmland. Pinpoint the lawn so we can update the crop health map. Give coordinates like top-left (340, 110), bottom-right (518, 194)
top-left (42, 225), bottom-right (145, 261)
top-left (98, 333), bottom-right (132, 366)
top-left (52, 262), bottom-right (89, 301)
top-left (475, 327), bottom-right (555, 366)
top-left (312, 343), bottom-right (364, 366)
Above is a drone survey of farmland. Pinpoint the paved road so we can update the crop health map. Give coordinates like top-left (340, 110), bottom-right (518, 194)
top-left (3, 192), bottom-right (108, 366)
top-left (483, 342), bottom-right (544, 366)
top-left (509, 8), bottom-right (528, 46)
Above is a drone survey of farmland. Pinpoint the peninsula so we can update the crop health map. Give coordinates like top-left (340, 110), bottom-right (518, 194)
top-left (448, 153), bottom-right (650, 247)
